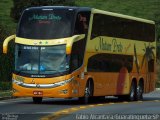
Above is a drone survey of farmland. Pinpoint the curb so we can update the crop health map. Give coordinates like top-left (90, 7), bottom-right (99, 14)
top-left (156, 88), bottom-right (160, 90)
top-left (0, 96), bottom-right (17, 101)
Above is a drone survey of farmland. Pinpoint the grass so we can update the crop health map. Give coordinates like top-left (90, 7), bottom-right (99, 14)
top-left (0, 0), bottom-right (16, 34)
top-left (76, 0), bottom-right (160, 20)
top-left (0, 82), bottom-right (12, 90)
top-left (156, 82), bottom-right (160, 88)
top-left (0, 90), bottom-right (12, 98)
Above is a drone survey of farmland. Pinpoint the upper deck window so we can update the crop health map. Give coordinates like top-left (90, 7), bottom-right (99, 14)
top-left (17, 8), bottom-right (75, 39)
top-left (91, 14), bottom-right (155, 42)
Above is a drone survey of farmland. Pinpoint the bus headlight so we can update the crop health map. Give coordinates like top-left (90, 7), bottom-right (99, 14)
top-left (54, 77), bottom-right (74, 86)
top-left (12, 79), bottom-right (23, 85)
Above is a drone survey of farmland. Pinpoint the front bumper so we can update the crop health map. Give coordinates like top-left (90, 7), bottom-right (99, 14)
top-left (12, 77), bottom-right (78, 98)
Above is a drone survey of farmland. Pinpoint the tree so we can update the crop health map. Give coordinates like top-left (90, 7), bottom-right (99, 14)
top-left (10, 0), bottom-right (75, 22)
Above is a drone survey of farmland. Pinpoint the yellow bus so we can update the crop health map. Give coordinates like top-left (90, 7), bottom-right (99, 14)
top-left (3, 6), bottom-right (156, 104)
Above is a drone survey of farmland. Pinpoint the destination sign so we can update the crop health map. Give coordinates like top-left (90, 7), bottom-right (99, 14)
top-left (28, 14), bottom-right (62, 21)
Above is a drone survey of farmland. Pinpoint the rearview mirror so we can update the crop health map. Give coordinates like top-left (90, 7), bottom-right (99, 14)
top-left (3, 35), bottom-right (15, 54)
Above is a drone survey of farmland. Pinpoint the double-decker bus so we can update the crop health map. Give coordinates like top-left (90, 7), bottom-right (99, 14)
top-left (3, 6), bottom-right (156, 104)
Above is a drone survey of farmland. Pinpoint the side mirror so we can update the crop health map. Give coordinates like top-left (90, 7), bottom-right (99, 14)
top-left (66, 34), bottom-right (85, 54)
top-left (3, 35), bottom-right (15, 54)
top-left (72, 34), bottom-right (86, 42)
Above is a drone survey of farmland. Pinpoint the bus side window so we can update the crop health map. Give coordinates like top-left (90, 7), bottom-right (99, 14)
top-left (70, 54), bottom-right (82, 71)
top-left (74, 12), bottom-right (90, 35)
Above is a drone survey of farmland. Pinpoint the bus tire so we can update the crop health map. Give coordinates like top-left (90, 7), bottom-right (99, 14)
top-left (32, 97), bottom-right (42, 104)
top-left (136, 81), bottom-right (144, 100)
top-left (127, 81), bottom-right (136, 101)
top-left (79, 80), bottom-right (93, 104)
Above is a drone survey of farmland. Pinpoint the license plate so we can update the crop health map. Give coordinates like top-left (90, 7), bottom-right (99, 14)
top-left (33, 91), bottom-right (43, 95)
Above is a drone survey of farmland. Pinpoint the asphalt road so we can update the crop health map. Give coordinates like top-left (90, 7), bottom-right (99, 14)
top-left (0, 90), bottom-right (160, 120)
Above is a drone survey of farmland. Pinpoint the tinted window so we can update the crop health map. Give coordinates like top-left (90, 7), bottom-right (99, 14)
top-left (74, 12), bottom-right (90, 34)
top-left (17, 9), bottom-right (75, 39)
top-left (69, 11), bottom-right (90, 72)
top-left (70, 38), bottom-right (86, 72)
top-left (15, 44), bottom-right (69, 75)
top-left (91, 14), bottom-right (155, 42)
top-left (87, 54), bottom-right (133, 72)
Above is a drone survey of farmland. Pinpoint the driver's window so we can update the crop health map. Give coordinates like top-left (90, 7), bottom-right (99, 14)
top-left (74, 12), bottom-right (90, 35)
top-left (70, 54), bottom-right (82, 72)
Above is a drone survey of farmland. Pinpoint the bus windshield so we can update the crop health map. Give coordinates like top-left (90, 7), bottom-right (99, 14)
top-left (15, 44), bottom-right (69, 75)
top-left (17, 8), bottom-right (75, 39)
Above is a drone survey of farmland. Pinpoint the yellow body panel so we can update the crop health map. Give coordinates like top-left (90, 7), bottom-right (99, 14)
top-left (12, 66), bottom-right (87, 98)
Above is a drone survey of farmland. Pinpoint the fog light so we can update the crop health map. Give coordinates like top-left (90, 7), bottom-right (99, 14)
top-left (59, 89), bottom-right (68, 94)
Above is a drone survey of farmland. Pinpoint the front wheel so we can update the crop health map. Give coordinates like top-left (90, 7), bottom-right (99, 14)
top-left (79, 81), bottom-right (93, 104)
top-left (32, 97), bottom-right (42, 104)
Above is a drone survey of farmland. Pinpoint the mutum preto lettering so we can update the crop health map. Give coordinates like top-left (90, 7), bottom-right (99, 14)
top-left (95, 37), bottom-right (123, 52)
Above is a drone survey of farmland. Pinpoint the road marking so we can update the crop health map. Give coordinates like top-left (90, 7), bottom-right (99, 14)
top-left (71, 108), bottom-right (78, 111)
top-left (123, 101), bottom-right (128, 104)
top-left (61, 110), bottom-right (69, 113)
top-left (97, 104), bottom-right (104, 106)
top-left (109, 102), bottom-right (114, 105)
top-left (41, 102), bottom-right (120, 120)
top-left (40, 104), bottom-right (102, 120)
top-left (41, 99), bottom-right (160, 120)
top-left (1, 98), bottom-right (32, 103)
top-left (79, 106), bottom-right (86, 109)
top-left (89, 105), bottom-right (95, 107)
top-left (36, 112), bottom-right (53, 114)
top-left (0, 102), bottom-right (7, 104)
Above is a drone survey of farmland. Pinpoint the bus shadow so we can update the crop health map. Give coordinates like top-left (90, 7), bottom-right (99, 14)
top-left (18, 96), bottom-right (160, 105)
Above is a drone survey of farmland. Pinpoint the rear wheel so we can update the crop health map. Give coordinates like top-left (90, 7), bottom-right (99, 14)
top-left (127, 81), bottom-right (136, 101)
top-left (32, 97), bottom-right (42, 104)
top-left (79, 80), bottom-right (93, 104)
top-left (136, 82), bottom-right (143, 100)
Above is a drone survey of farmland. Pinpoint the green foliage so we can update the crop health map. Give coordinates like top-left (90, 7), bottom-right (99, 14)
top-left (11, 0), bottom-right (75, 22)
top-left (0, 0), bottom-right (16, 34)
top-left (156, 82), bottom-right (160, 88)
top-left (0, 82), bottom-right (12, 90)
top-left (0, 90), bottom-right (12, 97)
top-left (0, 25), bottom-right (14, 84)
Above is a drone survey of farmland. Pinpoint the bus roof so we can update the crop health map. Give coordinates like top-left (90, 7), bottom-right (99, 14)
top-left (24, 6), bottom-right (154, 24)
top-left (92, 8), bottom-right (155, 24)
top-left (25, 6), bottom-right (91, 12)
